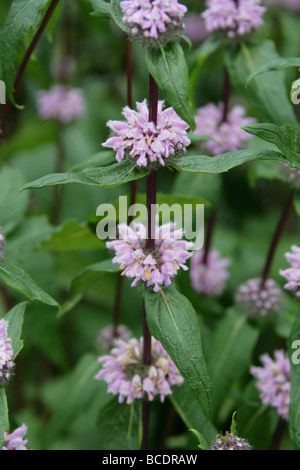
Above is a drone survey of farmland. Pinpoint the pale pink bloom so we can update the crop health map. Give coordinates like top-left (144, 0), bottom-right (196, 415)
top-left (235, 278), bottom-right (283, 317)
top-left (95, 337), bottom-right (183, 404)
top-left (2, 424), bottom-right (28, 450)
top-left (280, 245), bottom-right (300, 298)
top-left (103, 99), bottom-right (190, 167)
top-left (0, 228), bottom-right (5, 261)
top-left (98, 324), bottom-right (133, 350)
top-left (37, 85), bottom-right (85, 123)
top-left (106, 221), bottom-right (193, 292)
top-left (0, 319), bottom-right (14, 385)
top-left (185, 13), bottom-right (209, 43)
top-left (194, 103), bottom-right (256, 156)
top-left (250, 350), bottom-right (290, 420)
top-left (121, 0), bottom-right (187, 43)
top-left (202, 0), bottom-right (266, 38)
top-left (190, 249), bottom-right (230, 296)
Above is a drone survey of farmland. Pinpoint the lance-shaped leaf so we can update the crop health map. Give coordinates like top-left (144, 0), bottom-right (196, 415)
top-left (288, 316), bottom-right (300, 449)
top-left (19, 160), bottom-right (149, 192)
top-left (206, 308), bottom-right (260, 416)
top-left (246, 57), bottom-right (300, 84)
top-left (5, 301), bottom-right (28, 359)
top-left (96, 397), bottom-right (142, 450)
top-left (172, 148), bottom-right (285, 174)
top-left (0, 261), bottom-right (60, 308)
top-left (242, 123), bottom-right (300, 168)
top-left (0, 0), bottom-right (50, 104)
top-left (0, 388), bottom-right (9, 449)
top-left (144, 284), bottom-right (211, 417)
top-left (145, 42), bottom-right (196, 130)
top-left (110, 0), bottom-right (131, 33)
top-left (85, 0), bottom-right (111, 17)
top-left (60, 259), bottom-right (120, 315)
top-left (225, 40), bottom-right (298, 126)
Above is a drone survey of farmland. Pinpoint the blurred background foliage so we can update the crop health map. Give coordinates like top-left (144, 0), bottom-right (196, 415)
top-left (0, 0), bottom-right (300, 450)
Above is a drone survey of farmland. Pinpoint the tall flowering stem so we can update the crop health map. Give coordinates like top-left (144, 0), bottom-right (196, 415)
top-left (0, 0), bottom-right (61, 137)
top-left (261, 189), bottom-right (295, 287)
top-left (141, 73), bottom-right (158, 451)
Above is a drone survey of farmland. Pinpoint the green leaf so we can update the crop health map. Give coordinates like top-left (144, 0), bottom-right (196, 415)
top-left (170, 382), bottom-right (217, 445)
top-left (145, 42), bottom-right (196, 130)
top-left (60, 259), bottom-right (120, 315)
top-left (225, 40), bottom-right (298, 126)
top-left (172, 148), bottom-right (285, 174)
top-left (85, 0), bottom-right (111, 17)
top-left (5, 301), bottom-right (28, 359)
top-left (0, 0), bottom-right (50, 103)
top-left (0, 261), bottom-right (60, 308)
top-left (246, 57), bottom-right (300, 84)
top-left (0, 166), bottom-right (30, 236)
top-left (110, 0), bottom-right (131, 33)
top-left (288, 316), bottom-right (300, 449)
top-left (96, 397), bottom-right (142, 450)
top-left (206, 308), bottom-right (259, 416)
top-left (189, 37), bottom-right (222, 105)
top-left (41, 353), bottom-right (106, 447)
top-left (19, 159), bottom-right (149, 192)
top-left (67, 151), bottom-right (116, 172)
top-left (39, 219), bottom-right (105, 252)
top-left (189, 428), bottom-right (210, 450)
top-left (144, 284), bottom-right (212, 417)
top-left (242, 123), bottom-right (300, 168)
top-left (0, 388), bottom-right (9, 449)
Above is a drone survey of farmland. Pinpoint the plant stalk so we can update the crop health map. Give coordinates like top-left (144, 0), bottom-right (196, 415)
top-left (0, 0), bottom-right (61, 137)
top-left (261, 188), bottom-right (295, 287)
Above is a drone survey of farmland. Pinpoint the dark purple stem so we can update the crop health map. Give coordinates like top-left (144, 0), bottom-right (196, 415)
top-left (0, 0), bottom-right (61, 137)
top-left (222, 68), bottom-right (231, 123)
top-left (261, 188), bottom-right (295, 287)
top-left (141, 74), bottom-right (158, 451)
top-left (202, 209), bottom-right (217, 265)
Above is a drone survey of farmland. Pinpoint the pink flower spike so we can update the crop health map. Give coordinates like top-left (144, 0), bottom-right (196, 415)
top-left (121, 0), bottom-right (188, 45)
top-left (193, 102), bottom-right (256, 156)
top-left (106, 220), bottom-right (193, 292)
top-left (103, 99), bottom-right (190, 168)
top-left (95, 337), bottom-right (183, 404)
top-left (202, 0), bottom-right (266, 39)
top-left (250, 349), bottom-right (290, 420)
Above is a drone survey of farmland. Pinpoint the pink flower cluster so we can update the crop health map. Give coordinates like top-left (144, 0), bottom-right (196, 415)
top-left (0, 319), bottom-right (14, 385)
top-left (37, 85), bottom-right (86, 123)
top-left (264, 0), bottom-right (300, 11)
top-left (0, 228), bottom-right (5, 261)
top-left (280, 245), bottom-right (300, 299)
top-left (106, 221), bottom-right (193, 293)
top-left (250, 350), bottom-right (290, 420)
top-left (234, 278), bottom-right (283, 317)
top-left (120, 0), bottom-right (187, 43)
top-left (211, 432), bottom-right (252, 450)
top-left (95, 337), bottom-right (183, 404)
top-left (194, 103), bottom-right (256, 156)
top-left (280, 163), bottom-right (300, 189)
top-left (103, 100), bottom-right (190, 168)
top-left (190, 249), bottom-right (230, 296)
top-left (202, 0), bottom-right (266, 38)
top-left (2, 424), bottom-right (28, 450)
top-left (98, 324), bottom-right (133, 350)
